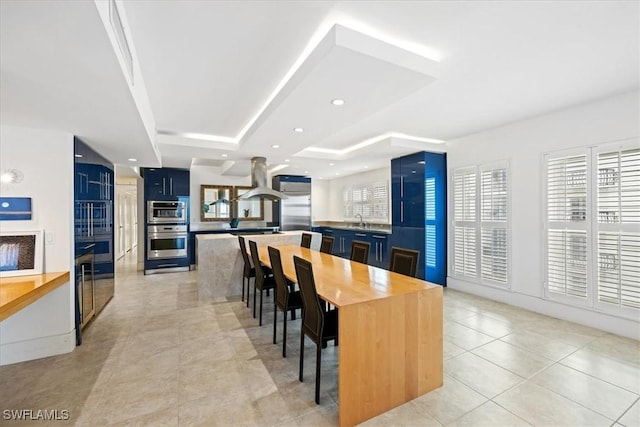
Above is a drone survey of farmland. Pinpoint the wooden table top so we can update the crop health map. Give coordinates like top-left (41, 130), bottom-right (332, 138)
top-left (0, 271), bottom-right (70, 321)
top-left (257, 244), bottom-right (439, 307)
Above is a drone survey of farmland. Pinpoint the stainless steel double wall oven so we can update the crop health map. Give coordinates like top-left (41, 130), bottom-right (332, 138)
top-left (146, 200), bottom-right (189, 273)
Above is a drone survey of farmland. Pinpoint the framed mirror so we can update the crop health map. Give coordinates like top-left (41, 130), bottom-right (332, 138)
top-left (200, 185), bottom-right (233, 221)
top-left (234, 186), bottom-right (264, 220)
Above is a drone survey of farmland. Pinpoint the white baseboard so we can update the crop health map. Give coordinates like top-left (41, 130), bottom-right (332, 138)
top-left (447, 277), bottom-right (640, 340)
top-left (0, 330), bottom-right (76, 366)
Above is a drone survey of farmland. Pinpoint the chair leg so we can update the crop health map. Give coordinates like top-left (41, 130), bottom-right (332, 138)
top-left (299, 331), bottom-right (304, 382)
top-left (259, 289), bottom-right (264, 326)
top-left (273, 304), bottom-right (277, 344)
top-left (282, 310), bottom-right (288, 358)
top-left (241, 276), bottom-right (245, 302)
top-left (253, 284), bottom-right (257, 318)
top-left (315, 345), bottom-right (321, 404)
top-left (246, 278), bottom-right (250, 308)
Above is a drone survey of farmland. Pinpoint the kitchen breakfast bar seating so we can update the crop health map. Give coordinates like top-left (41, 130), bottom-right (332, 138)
top-left (237, 236), bottom-right (255, 307)
top-left (300, 232), bottom-right (312, 248)
top-left (268, 246), bottom-right (302, 357)
top-left (249, 240), bottom-right (276, 326)
top-left (255, 243), bottom-right (443, 426)
top-left (294, 255), bottom-right (339, 405)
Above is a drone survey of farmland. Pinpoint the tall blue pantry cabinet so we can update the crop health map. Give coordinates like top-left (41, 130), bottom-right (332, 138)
top-left (391, 151), bottom-right (447, 284)
top-left (74, 137), bottom-right (115, 344)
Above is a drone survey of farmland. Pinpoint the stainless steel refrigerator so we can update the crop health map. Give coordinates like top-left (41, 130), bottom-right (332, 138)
top-left (272, 176), bottom-right (311, 231)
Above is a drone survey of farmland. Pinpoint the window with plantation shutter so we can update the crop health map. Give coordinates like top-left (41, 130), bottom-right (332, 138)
top-left (452, 169), bottom-right (478, 278)
top-left (480, 167), bottom-right (509, 284)
top-left (545, 153), bottom-right (588, 300)
top-left (544, 141), bottom-right (639, 316)
top-left (452, 163), bottom-right (510, 285)
top-left (596, 147), bottom-right (640, 310)
top-left (342, 182), bottom-right (388, 221)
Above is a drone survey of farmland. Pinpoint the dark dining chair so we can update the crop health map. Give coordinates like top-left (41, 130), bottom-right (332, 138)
top-left (268, 246), bottom-right (303, 357)
top-left (319, 236), bottom-right (334, 254)
top-left (238, 236), bottom-right (255, 306)
top-left (293, 255), bottom-right (338, 405)
top-left (350, 240), bottom-right (370, 264)
top-left (249, 240), bottom-right (276, 326)
top-left (301, 233), bottom-right (312, 248)
top-left (389, 246), bottom-right (420, 277)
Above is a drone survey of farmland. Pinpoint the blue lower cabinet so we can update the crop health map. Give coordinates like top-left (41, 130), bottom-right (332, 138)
top-left (370, 233), bottom-right (390, 268)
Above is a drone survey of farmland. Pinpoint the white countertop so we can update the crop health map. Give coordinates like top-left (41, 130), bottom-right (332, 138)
top-left (195, 230), bottom-right (307, 240)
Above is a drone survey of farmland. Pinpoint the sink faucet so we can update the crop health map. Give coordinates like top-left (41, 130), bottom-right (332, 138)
top-left (355, 213), bottom-right (364, 228)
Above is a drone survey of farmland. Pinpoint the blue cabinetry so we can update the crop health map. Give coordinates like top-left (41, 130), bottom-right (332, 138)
top-left (319, 227), bottom-right (391, 268)
top-left (391, 151), bottom-right (447, 284)
top-left (74, 137), bottom-right (115, 341)
top-left (142, 168), bottom-right (190, 200)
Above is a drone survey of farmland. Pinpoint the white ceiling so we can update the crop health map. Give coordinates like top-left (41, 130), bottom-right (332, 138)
top-left (1, 1), bottom-right (638, 180)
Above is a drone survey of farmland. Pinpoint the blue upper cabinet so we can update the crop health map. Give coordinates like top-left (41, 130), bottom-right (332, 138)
top-left (143, 168), bottom-right (190, 200)
top-left (391, 151), bottom-right (447, 285)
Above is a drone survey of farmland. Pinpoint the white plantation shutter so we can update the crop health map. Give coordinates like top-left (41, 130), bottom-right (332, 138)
top-left (596, 147), bottom-right (640, 310)
top-left (372, 182), bottom-right (389, 220)
top-left (454, 172), bottom-right (476, 222)
top-left (425, 177), bottom-right (437, 268)
top-left (343, 182), bottom-right (389, 221)
top-left (480, 166), bottom-right (509, 284)
top-left (453, 168), bottom-right (478, 278)
top-left (545, 152), bottom-right (589, 300)
top-left (454, 226), bottom-right (477, 277)
top-left (547, 229), bottom-right (588, 298)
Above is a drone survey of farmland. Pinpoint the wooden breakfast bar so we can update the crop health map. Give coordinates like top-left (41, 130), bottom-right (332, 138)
top-left (256, 244), bottom-right (443, 427)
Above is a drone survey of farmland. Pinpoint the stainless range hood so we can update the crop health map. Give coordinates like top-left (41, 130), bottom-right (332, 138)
top-left (238, 157), bottom-right (287, 200)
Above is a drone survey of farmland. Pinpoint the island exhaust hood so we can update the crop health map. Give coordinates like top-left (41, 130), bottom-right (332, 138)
top-left (238, 157), bottom-right (287, 200)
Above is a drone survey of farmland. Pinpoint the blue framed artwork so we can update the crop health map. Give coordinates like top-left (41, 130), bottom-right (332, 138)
top-left (0, 197), bottom-right (32, 220)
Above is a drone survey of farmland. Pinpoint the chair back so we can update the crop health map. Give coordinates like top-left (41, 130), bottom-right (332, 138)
top-left (294, 255), bottom-right (324, 343)
top-left (301, 233), bottom-right (312, 248)
top-left (249, 240), bottom-right (266, 289)
top-left (389, 247), bottom-right (420, 277)
top-left (238, 236), bottom-right (253, 275)
top-left (320, 236), bottom-right (334, 254)
top-left (350, 240), bottom-right (370, 264)
top-left (268, 246), bottom-right (289, 310)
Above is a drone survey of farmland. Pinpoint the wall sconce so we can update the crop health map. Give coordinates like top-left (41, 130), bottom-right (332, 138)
top-left (0, 169), bottom-right (24, 184)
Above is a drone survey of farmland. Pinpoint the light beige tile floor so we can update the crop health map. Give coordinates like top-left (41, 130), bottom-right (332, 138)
top-left (1, 249), bottom-right (638, 426)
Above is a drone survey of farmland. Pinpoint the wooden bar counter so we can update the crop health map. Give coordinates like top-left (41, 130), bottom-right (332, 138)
top-left (257, 245), bottom-right (443, 427)
top-left (0, 272), bottom-right (70, 321)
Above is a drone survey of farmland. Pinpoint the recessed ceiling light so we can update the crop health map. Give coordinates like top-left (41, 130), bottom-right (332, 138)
top-left (74, 154), bottom-right (83, 158)
top-left (128, 158), bottom-right (137, 162)
top-left (304, 170), bottom-right (309, 174)
top-left (285, 159), bottom-right (290, 162)
top-left (272, 144), bottom-right (280, 148)
top-left (319, 177), bottom-right (323, 179)
top-left (336, 172), bottom-right (340, 175)
top-left (329, 163), bottom-right (335, 166)
top-left (293, 127), bottom-right (304, 133)
top-left (364, 165), bottom-right (369, 169)
top-left (221, 154), bottom-right (228, 158)
top-left (331, 99), bottom-right (345, 106)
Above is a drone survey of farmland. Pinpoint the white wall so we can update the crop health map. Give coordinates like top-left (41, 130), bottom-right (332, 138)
top-left (318, 167), bottom-right (391, 223)
top-left (0, 125), bottom-right (76, 364)
top-left (311, 179), bottom-right (330, 222)
top-left (446, 90), bottom-right (640, 339)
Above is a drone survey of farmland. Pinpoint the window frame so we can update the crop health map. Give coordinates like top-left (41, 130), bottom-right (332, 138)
top-left (542, 139), bottom-right (639, 319)
top-left (450, 161), bottom-right (511, 289)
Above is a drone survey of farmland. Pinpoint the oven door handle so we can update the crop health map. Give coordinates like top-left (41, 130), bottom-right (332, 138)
top-left (148, 233), bottom-right (187, 239)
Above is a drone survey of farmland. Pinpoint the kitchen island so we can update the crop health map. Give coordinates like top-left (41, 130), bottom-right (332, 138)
top-left (195, 230), bottom-right (320, 300)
